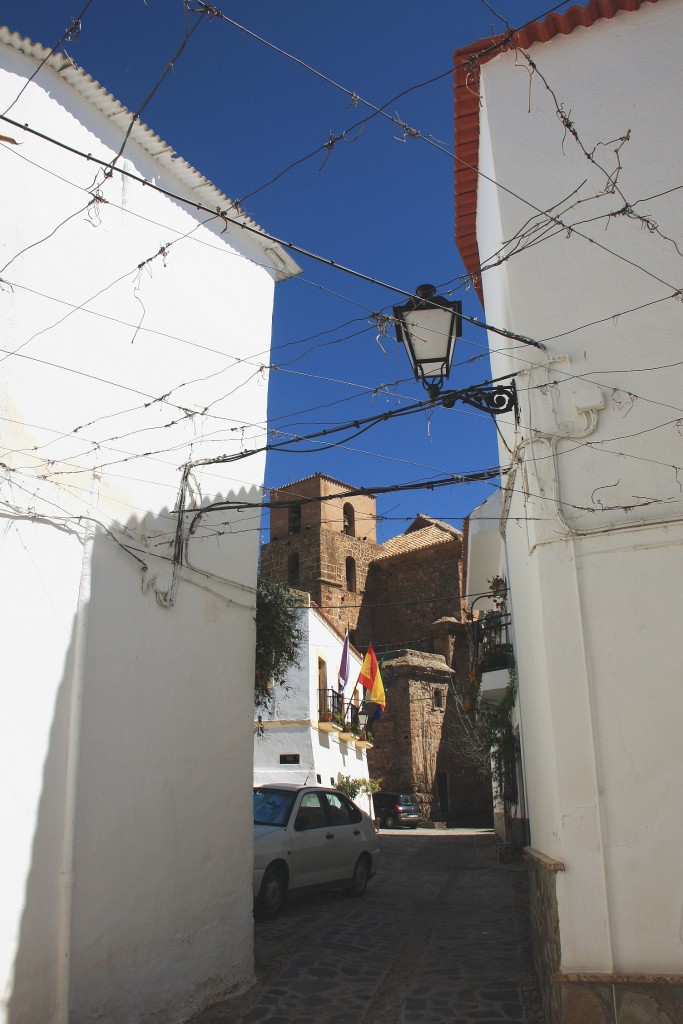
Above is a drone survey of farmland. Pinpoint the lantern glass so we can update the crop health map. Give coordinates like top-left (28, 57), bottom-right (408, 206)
top-left (393, 285), bottom-right (461, 392)
top-left (401, 308), bottom-right (455, 380)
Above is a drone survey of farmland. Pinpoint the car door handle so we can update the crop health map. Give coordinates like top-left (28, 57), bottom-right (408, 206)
top-left (326, 833), bottom-right (334, 839)
top-left (353, 830), bottom-right (361, 835)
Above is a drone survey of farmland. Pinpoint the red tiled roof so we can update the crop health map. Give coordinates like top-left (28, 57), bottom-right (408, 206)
top-left (373, 520), bottom-right (460, 562)
top-left (453, 0), bottom-right (660, 305)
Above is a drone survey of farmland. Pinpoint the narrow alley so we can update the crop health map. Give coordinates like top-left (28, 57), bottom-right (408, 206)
top-left (190, 830), bottom-right (544, 1024)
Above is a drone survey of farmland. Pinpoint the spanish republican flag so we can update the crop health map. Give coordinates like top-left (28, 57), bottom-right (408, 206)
top-left (357, 644), bottom-right (385, 710)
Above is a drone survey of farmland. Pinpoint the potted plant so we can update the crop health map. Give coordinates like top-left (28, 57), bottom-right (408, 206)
top-left (339, 718), bottom-right (356, 742)
top-left (319, 710), bottom-right (343, 733)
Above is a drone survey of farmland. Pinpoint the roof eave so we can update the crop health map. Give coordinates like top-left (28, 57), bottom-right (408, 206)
top-left (0, 26), bottom-right (301, 283)
top-left (453, 0), bottom-right (660, 308)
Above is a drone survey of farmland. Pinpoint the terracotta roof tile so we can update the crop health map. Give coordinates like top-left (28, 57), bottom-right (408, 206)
top-left (453, 0), bottom-right (660, 305)
top-left (372, 521), bottom-right (460, 561)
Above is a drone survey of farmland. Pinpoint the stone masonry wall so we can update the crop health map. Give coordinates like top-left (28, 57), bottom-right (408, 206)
top-left (368, 652), bottom-right (454, 821)
top-left (359, 539), bottom-right (462, 654)
top-left (268, 475), bottom-right (376, 542)
top-left (526, 851), bottom-right (563, 1024)
top-left (260, 528), bottom-right (377, 636)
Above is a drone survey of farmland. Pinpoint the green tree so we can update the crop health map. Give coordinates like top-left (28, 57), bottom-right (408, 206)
top-left (254, 577), bottom-right (305, 710)
top-left (335, 776), bottom-right (383, 800)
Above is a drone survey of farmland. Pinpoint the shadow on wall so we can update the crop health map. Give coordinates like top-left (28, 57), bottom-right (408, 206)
top-left (8, 489), bottom-right (261, 1023)
top-left (8, 610), bottom-right (78, 1024)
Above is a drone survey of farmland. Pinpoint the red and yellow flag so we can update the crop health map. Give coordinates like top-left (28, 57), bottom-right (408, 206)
top-left (357, 643), bottom-right (385, 710)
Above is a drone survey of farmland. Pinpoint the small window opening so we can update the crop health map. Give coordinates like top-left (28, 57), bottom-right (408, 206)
top-left (280, 753), bottom-right (300, 765)
top-left (345, 556), bottom-right (357, 593)
top-left (288, 552), bottom-right (300, 586)
top-left (342, 502), bottom-right (355, 537)
top-left (434, 688), bottom-right (444, 709)
top-left (316, 774), bottom-right (322, 784)
top-left (288, 503), bottom-right (302, 535)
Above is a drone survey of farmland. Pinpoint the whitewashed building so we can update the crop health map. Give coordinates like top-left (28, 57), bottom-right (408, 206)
top-left (254, 600), bottom-right (375, 818)
top-left (455, 1), bottom-right (683, 1021)
top-left (0, 27), bottom-right (299, 1024)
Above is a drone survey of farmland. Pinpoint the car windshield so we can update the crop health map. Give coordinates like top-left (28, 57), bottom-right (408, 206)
top-left (253, 788), bottom-right (297, 826)
top-left (399, 795), bottom-right (418, 806)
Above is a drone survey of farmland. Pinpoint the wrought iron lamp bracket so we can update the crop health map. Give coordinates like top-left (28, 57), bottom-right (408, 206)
top-left (442, 380), bottom-right (518, 420)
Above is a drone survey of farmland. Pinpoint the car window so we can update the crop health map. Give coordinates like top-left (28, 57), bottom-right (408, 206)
top-left (325, 792), bottom-right (362, 825)
top-left (294, 792), bottom-right (327, 831)
top-left (399, 794), bottom-right (418, 805)
top-left (253, 788), bottom-right (296, 826)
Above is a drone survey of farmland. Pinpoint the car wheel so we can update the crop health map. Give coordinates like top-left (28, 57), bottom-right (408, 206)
top-left (344, 854), bottom-right (370, 897)
top-left (384, 813), bottom-right (396, 829)
top-left (254, 864), bottom-right (287, 919)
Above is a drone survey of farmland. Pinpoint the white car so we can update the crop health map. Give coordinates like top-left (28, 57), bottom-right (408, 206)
top-left (253, 784), bottom-right (380, 918)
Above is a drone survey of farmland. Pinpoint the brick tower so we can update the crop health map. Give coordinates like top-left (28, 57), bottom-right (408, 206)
top-left (259, 473), bottom-right (377, 640)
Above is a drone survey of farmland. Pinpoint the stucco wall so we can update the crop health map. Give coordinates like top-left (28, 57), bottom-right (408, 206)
top-left (0, 40), bottom-right (293, 1024)
top-left (253, 608), bottom-right (372, 814)
top-left (475, 0), bottom-right (683, 976)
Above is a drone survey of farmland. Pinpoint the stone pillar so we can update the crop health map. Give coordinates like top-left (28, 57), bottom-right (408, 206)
top-left (430, 616), bottom-right (458, 664)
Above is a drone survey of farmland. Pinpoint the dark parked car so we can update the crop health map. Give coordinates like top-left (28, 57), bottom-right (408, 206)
top-left (373, 792), bottom-right (422, 828)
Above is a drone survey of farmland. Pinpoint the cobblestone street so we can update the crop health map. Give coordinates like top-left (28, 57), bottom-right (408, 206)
top-left (189, 830), bottom-right (544, 1024)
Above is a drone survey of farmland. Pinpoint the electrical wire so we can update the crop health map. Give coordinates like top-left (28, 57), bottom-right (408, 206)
top-left (1, 0), bottom-right (97, 117)
top-left (0, 112), bottom-right (544, 350)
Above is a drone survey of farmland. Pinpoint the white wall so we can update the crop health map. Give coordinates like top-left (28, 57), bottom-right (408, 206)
top-left (0, 40), bottom-right (296, 1024)
top-left (475, 0), bottom-right (683, 974)
top-left (254, 608), bottom-right (372, 815)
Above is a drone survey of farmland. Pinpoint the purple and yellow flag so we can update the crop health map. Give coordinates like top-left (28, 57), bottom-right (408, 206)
top-left (357, 643), bottom-right (385, 711)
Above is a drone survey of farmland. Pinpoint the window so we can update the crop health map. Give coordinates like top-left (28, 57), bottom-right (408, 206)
top-left (325, 792), bottom-right (362, 824)
top-left (279, 753), bottom-right (300, 765)
top-left (288, 552), bottom-right (299, 586)
top-left (253, 788), bottom-right (296, 826)
top-left (433, 688), bottom-right (444, 709)
top-left (345, 556), bottom-right (357, 593)
top-left (288, 503), bottom-right (301, 535)
top-left (294, 792), bottom-right (326, 831)
top-left (318, 657), bottom-right (328, 716)
top-left (324, 792), bottom-right (352, 825)
top-left (342, 502), bottom-right (355, 537)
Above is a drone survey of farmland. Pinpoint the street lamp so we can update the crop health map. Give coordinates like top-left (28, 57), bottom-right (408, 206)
top-left (393, 283), bottom-right (517, 417)
top-left (393, 284), bottom-right (461, 400)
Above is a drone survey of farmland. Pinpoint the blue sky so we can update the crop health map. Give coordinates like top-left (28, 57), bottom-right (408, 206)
top-left (1, 0), bottom-right (574, 542)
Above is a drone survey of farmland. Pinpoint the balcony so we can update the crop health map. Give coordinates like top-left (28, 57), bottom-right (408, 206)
top-left (317, 688), bottom-right (343, 732)
top-left (474, 612), bottom-right (513, 703)
top-left (316, 690), bottom-right (373, 744)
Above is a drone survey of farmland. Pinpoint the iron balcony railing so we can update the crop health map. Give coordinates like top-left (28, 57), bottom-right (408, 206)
top-left (317, 689), bottom-right (369, 732)
top-left (318, 687), bottom-right (343, 720)
top-left (474, 611), bottom-right (513, 674)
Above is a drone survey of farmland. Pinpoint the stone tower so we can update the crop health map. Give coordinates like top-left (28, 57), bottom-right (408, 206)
top-left (259, 473), bottom-right (377, 640)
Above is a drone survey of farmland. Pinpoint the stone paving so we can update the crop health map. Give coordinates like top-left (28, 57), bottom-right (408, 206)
top-left (188, 830), bottom-right (545, 1024)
